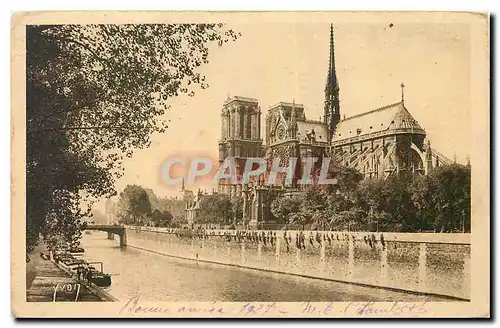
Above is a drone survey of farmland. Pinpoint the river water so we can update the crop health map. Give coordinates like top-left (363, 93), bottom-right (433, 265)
top-left (80, 232), bottom-right (450, 302)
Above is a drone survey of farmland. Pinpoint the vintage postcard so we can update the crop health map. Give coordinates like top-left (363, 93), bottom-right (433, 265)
top-left (11, 11), bottom-right (490, 318)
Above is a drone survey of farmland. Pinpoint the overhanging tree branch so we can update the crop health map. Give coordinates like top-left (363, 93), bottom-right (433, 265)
top-left (42, 33), bottom-right (108, 65)
top-left (29, 126), bottom-right (131, 133)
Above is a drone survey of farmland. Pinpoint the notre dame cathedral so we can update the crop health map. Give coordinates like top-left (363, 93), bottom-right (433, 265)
top-left (213, 24), bottom-right (453, 228)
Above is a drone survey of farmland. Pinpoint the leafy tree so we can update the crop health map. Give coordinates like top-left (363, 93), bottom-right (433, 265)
top-left (151, 208), bottom-right (163, 223)
top-left (323, 167), bottom-right (364, 230)
top-left (162, 210), bottom-right (174, 223)
top-left (311, 210), bottom-right (330, 230)
top-left (270, 194), bottom-right (302, 224)
top-left (198, 194), bottom-right (233, 224)
top-left (151, 208), bottom-right (174, 227)
top-left (231, 195), bottom-right (244, 224)
top-left (410, 174), bottom-right (436, 231)
top-left (356, 176), bottom-right (417, 232)
top-left (26, 24), bottom-right (240, 257)
top-left (116, 185), bottom-right (152, 224)
top-left (144, 188), bottom-right (160, 210)
top-left (340, 207), bottom-right (367, 232)
top-left (337, 166), bottom-right (364, 189)
top-left (379, 176), bottom-right (417, 231)
top-left (41, 190), bottom-right (85, 253)
top-left (289, 212), bottom-right (309, 230)
top-left (299, 187), bottom-right (328, 229)
top-left (427, 164), bottom-right (471, 232)
top-left (325, 166), bottom-right (363, 195)
top-left (171, 215), bottom-right (188, 228)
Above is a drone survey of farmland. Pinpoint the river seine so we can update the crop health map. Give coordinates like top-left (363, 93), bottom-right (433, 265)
top-left (80, 232), bottom-right (448, 302)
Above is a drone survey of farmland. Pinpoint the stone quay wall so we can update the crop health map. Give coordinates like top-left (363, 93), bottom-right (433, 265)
top-left (124, 226), bottom-right (470, 300)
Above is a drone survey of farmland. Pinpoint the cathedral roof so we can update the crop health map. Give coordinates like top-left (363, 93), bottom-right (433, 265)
top-left (270, 101), bottom-right (305, 110)
top-left (332, 101), bottom-right (425, 142)
top-left (296, 120), bottom-right (329, 143)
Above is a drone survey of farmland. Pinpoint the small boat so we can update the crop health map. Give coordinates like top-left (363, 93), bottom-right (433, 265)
top-left (89, 270), bottom-right (112, 287)
top-left (85, 231), bottom-right (92, 235)
top-left (59, 258), bottom-right (87, 273)
top-left (69, 247), bottom-right (85, 256)
top-left (54, 253), bottom-right (74, 263)
top-left (85, 262), bottom-right (112, 287)
top-left (53, 250), bottom-right (113, 288)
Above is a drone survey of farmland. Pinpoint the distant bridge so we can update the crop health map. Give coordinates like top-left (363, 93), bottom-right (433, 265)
top-left (82, 224), bottom-right (127, 249)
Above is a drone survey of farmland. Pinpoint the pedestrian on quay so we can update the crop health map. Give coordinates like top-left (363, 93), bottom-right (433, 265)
top-left (86, 268), bottom-right (93, 285)
top-left (78, 266), bottom-right (84, 281)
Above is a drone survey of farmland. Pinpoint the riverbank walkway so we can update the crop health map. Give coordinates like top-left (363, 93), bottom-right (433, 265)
top-left (26, 255), bottom-right (112, 302)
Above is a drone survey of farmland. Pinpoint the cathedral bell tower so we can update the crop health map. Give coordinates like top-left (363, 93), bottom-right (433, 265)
top-left (218, 96), bottom-right (263, 195)
top-left (324, 24), bottom-right (341, 142)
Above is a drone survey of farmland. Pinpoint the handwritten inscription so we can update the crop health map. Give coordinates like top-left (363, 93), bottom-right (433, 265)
top-left (301, 301), bottom-right (427, 316)
top-left (344, 301), bottom-right (428, 316)
top-left (52, 283), bottom-right (81, 302)
top-left (302, 302), bottom-right (335, 315)
top-left (239, 302), bottom-right (288, 316)
top-left (120, 295), bottom-right (225, 315)
top-left (119, 296), bottom-right (428, 317)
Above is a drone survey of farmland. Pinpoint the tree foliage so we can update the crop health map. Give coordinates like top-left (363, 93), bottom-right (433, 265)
top-left (151, 208), bottom-right (174, 227)
top-left (231, 195), bottom-right (244, 224)
top-left (268, 165), bottom-right (471, 232)
top-left (426, 164), bottom-right (471, 232)
top-left (299, 187), bottom-right (328, 229)
top-left (26, 24), bottom-right (240, 257)
top-left (116, 185), bottom-right (152, 225)
top-left (198, 194), bottom-right (233, 225)
top-left (271, 194), bottom-right (303, 225)
top-left (175, 165), bottom-right (470, 232)
top-left (41, 190), bottom-right (85, 253)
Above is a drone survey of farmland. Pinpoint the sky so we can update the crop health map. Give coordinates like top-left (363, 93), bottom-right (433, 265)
top-left (96, 19), bottom-right (473, 209)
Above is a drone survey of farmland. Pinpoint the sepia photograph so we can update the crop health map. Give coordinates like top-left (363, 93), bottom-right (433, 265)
top-left (11, 11), bottom-right (489, 318)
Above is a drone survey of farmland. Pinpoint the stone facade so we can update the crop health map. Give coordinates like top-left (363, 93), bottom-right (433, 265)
top-left (209, 24), bottom-right (453, 226)
top-left (330, 101), bottom-right (439, 179)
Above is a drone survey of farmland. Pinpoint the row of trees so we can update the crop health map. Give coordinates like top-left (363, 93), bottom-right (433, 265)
top-left (116, 164), bottom-right (470, 232)
top-left (184, 164), bottom-right (470, 232)
top-left (196, 194), bottom-right (243, 225)
top-left (116, 185), bottom-right (174, 227)
top-left (26, 24), bottom-right (239, 258)
top-left (271, 164), bottom-right (471, 232)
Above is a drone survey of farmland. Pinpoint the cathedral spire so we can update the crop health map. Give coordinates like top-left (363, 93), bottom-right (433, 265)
top-left (329, 24), bottom-right (335, 77)
top-left (324, 23), bottom-right (341, 142)
top-left (291, 99), bottom-right (297, 122)
top-left (400, 82), bottom-right (405, 104)
top-left (291, 99), bottom-right (297, 138)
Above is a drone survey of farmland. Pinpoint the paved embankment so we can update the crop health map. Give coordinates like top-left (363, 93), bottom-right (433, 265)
top-left (26, 256), bottom-right (116, 302)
